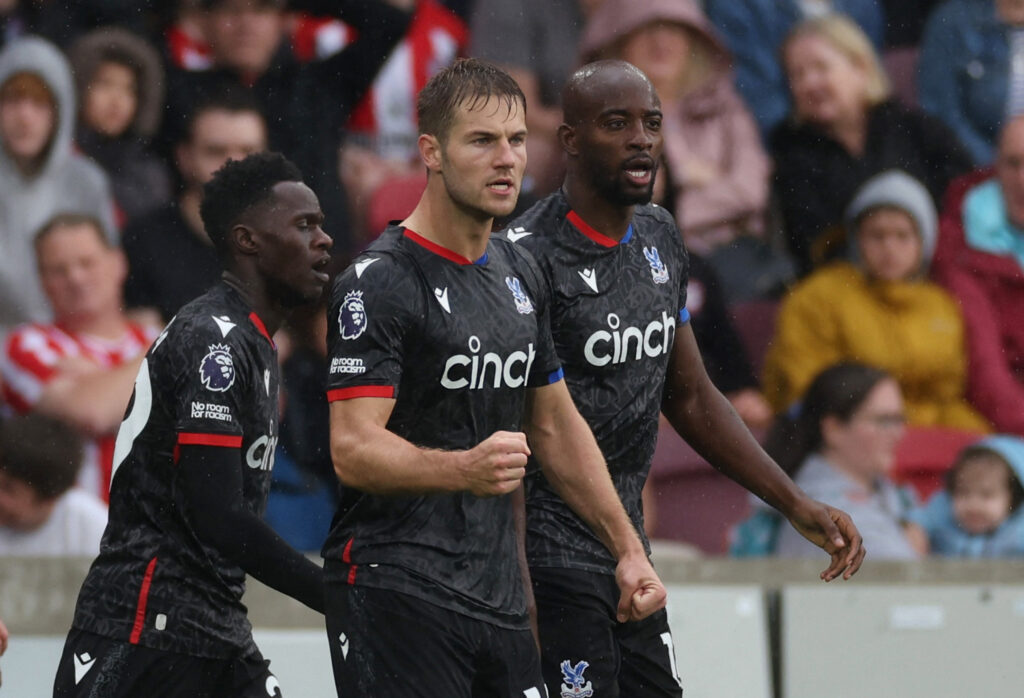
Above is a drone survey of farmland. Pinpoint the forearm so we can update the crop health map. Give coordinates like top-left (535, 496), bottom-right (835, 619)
top-left (331, 424), bottom-right (463, 495)
top-left (179, 445), bottom-right (324, 613)
top-left (528, 397), bottom-right (644, 560)
top-left (36, 357), bottom-right (142, 435)
top-left (208, 507), bottom-right (325, 613)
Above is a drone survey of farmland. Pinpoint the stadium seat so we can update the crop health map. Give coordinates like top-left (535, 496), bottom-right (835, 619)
top-left (365, 172), bottom-right (427, 236)
top-left (647, 421), bottom-right (751, 553)
top-left (891, 426), bottom-right (983, 500)
top-left (729, 299), bottom-right (780, 376)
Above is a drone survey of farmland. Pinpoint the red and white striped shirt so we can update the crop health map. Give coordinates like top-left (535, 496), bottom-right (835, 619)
top-left (1, 322), bottom-right (158, 501)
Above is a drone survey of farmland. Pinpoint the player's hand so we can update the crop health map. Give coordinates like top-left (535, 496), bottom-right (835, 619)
top-left (787, 497), bottom-right (865, 581)
top-left (458, 431), bottom-right (530, 497)
top-left (614, 552), bottom-right (667, 623)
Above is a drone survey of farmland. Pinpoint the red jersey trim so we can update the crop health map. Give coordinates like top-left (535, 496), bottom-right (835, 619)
top-left (403, 229), bottom-right (474, 265)
top-left (129, 557), bottom-right (158, 644)
top-left (327, 385), bottom-right (396, 401)
top-left (177, 433), bottom-right (244, 448)
top-left (342, 538), bottom-right (354, 563)
top-left (248, 312), bottom-right (276, 348)
top-left (347, 565), bottom-right (358, 585)
top-left (566, 210), bottom-right (620, 248)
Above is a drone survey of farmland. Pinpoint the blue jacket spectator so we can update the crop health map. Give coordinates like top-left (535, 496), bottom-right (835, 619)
top-left (918, 0), bottom-right (1015, 165)
top-left (706, 0), bottom-right (885, 138)
top-left (909, 435), bottom-right (1024, 556)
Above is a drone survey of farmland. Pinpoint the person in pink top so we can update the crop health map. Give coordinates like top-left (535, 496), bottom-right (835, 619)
top-left (1, 214), bottom-right (158, 501)
top-left (577, 0), bottom-right (772, 258)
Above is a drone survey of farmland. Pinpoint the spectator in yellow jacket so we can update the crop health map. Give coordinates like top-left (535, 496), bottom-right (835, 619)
top-left (763, 170), bottom-right (990, 433)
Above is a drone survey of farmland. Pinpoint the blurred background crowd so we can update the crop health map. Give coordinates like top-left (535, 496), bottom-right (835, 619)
top-left (1, 0), bottom-right (1023, 562)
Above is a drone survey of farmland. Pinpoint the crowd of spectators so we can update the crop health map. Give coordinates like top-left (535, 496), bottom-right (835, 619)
top-left (0, 0), bottom-right (1023, 565)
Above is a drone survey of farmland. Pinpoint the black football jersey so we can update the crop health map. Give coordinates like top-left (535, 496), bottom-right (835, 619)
top-left (71, 283), bottom-right (281, 658)
top-left (507, 191), bottom-right (690, 573)
top-left (323, 227), bottom-right (562, 629)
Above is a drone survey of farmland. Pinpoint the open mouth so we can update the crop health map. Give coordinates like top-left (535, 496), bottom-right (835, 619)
top-left (623, 159), bottom-right (655, 186)
top-left (487, 178), bottom-right (515, 194)
top-left (313, 256), bottom-right (331, 282)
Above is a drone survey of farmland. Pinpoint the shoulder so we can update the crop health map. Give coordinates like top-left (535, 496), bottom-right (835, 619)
top-left (634, 204), bottom-right (688, 260)
top-left (502, 192), bottom-right (570, 248)
top-left (788, 263), bottom-right (861, 299)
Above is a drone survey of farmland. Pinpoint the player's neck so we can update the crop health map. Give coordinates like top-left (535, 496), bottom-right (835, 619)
top-left (222, 271), bottom-right (284, 337)
top-left (402, 181), bottom-right (493, 262)
top-left (561, 179), bottom-right (634, 242)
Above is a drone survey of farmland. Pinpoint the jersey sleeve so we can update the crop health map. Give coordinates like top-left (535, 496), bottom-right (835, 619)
top-left (668, 216), bottom-right (691, 326)
top-left (160, 316), bottom-right (253, 446)
top-left (325, 253), bottom-right (420, 401)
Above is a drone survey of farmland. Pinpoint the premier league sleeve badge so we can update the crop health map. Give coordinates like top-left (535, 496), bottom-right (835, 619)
top-left (199, 344), bottom-right (236, 392)
top-left (339, 290), bottom-right (368, 340)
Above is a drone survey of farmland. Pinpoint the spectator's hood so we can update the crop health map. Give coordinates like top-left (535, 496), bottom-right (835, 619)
top-left (578, 0), bottom-right (731, 73)
top-left (68, 27), bottom-right (165, 139)
top-left (972, 435), bottom-right (1024, 489)
top-left (0, 36), bottom-right (78, 179)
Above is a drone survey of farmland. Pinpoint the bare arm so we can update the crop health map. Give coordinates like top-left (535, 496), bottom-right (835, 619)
top-left (662, 324), bottom-right (865, 580)
top-left (329, 397), bottom-right (529, 497)
top-left (35, 355), bottom-right (143, 436)
top-left (525, 380), bottom-right (666, 621)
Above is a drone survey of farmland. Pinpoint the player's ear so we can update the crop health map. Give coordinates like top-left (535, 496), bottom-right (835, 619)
top-left (419, 133), bottom-right (443, 173)
top-left (231, 223), bottom-right (259, 256)
top-left (559, 123), bottom-right (578, 156)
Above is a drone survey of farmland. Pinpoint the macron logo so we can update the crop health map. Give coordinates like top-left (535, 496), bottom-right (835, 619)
top-left (578, 268), bottom-right (598, 292)
top-left (339, 632), bottom-right (350, 660)
top-left (354, 258), bottom-right (378, 278)
top-left (212, 315), bottom-right (236, 338)
top-left (434, 287), bottom-right (451, 313)
top-left (506, 227), bottom-right (531, 243)
top-left (74, 652), bottom-right (96, 684)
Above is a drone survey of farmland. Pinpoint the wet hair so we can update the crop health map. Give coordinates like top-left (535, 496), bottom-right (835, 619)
top-left (0, 414), bottom-right (84, 500)
top-left (765, 361), bottom-right (891, 476)
top-left (199, 151), bottom-right (303, 261)
top-left (33, 213), bottom-right (110, 254)
top-left (946, 447), bottom-right (1024, 513)
top-left (181, 86), bottom-right (266, 146)
top-left (416, 57), bottom-right (525, 144)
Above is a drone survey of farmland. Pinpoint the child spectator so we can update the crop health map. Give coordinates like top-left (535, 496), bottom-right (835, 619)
top-left (0, 36), bottom-right (117, 333)
top-left (68, 27), bottom-right (172, 225)
top-left (908, 435), bottom-right (1024, 556)
top-left (0, 413), bottom-right (107, 557)
top-left (762, 170), bottom-right (991, 433)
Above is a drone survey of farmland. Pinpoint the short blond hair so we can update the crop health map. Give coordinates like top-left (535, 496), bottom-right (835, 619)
top-left (784, 14), bottom-right (890, 108)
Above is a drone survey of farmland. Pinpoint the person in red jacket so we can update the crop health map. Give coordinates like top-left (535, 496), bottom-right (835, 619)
top-left (932, 116), bottom-right (1024, 437)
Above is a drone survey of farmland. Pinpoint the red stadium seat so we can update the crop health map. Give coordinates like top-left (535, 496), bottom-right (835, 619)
top-left (365, 173), bottom-right (427, 236)
top-left (729, 299), bottom-right (780, 376)
top-left (891, 426), bottom-right (984, 500)
top-left (646, 420), bottom-right (752, 554)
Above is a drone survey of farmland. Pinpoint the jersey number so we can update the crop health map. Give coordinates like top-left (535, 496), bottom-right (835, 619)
top-left (660, 631), bottom-right (683, 688)
top-left (110, 358), bottom-right (153, 487)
